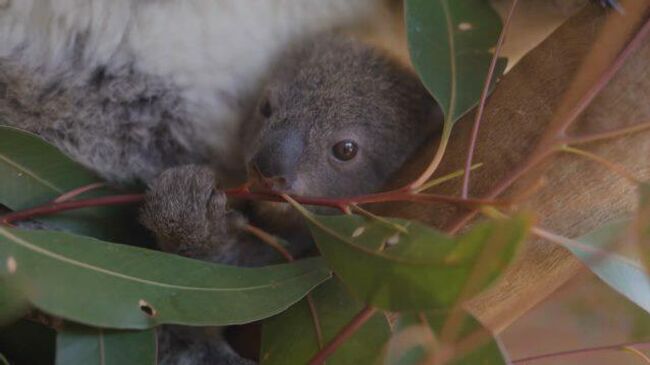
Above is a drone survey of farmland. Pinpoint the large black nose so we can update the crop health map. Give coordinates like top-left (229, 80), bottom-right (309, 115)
top-left (250, 130), bottom-right (304, 182)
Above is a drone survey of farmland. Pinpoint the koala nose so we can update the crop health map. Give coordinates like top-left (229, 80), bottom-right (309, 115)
top-left (250, 131), bottom-right (304, 188)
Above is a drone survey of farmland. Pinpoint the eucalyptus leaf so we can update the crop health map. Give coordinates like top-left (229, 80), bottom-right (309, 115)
top-left (405, 0), bottom-right (506, 123)
top-left (0, 227), bottom-right (331, 329)
top-left (56, 324), bottom-right (156, 365)
top-left (0, 126), bottom-right (141, 243)
top-left (260, 278), bottom-right (390, 365)
top-left (385, 312), bottom-right (507, 365)
top-left (300, 208), bottom-right (531, 311)
top-left (565, 219), bottom-right (650, 314)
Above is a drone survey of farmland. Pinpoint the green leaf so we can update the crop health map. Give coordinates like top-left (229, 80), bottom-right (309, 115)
top-left (0, 320), bottom-right (56, 365)
top-left (0, 227), bottom-right (331, 329)
top-left (386, 313), bottom-right (507, 365)
top-left (302, 211), bottom-right (531, 311)
top-left (0, 126), bottom-right (142, 243)
top-left (565, 219), bottom-right (650, 314)
top-left (260, 278), bottom-right (390, 365)
top-left (405, 0), bottom-right (506, 123)
top-left (55, 324), bottom-right (156, 365)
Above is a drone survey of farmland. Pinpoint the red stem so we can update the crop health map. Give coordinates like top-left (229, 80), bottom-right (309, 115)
top-left (462, 0), bottom-right (519, 198)
top-left (0, 184), bottom-right (501, 226)
top-left (512, 340), bottom-right (650, 364)
top-left (0, 194), bottom-right (145, 225)
top-left (308, 306), bottom-right (377, 365)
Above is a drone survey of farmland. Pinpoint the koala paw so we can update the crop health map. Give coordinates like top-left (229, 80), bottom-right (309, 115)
top-left (140, 165), bottom-right (244, 260)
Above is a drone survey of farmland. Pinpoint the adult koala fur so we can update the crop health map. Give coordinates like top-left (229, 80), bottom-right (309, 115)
top-left (0, 0), bottom-right (388, 183)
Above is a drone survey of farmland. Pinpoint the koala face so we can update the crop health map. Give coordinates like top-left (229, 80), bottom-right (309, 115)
top-left (242, 35), bottom-right (441, 198)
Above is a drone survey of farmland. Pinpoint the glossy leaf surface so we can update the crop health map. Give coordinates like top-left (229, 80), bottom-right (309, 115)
top-left (0, 227), bottom-right (331, 329)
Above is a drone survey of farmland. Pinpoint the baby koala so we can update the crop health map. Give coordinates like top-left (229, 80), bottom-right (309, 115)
top-left (140, 34), bottom-right (441, 365)
top-left (140, 34), bottom-right (441, 267)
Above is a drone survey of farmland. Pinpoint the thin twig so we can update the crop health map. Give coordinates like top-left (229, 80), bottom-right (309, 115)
top-left (0, 194), bottom-right (145, 225)
top-left (565, 119), bottom-right (650, 145)
top-left (241, 224), bottom-right (294, 262)
top-left (53, 182), bottom-right (106, 203)
top-left (408, 121), bottom-right (453, 190)
top-left (462, 0), bottom-right (519, 198)
top-left (413, 163), bottom-right (483, 194)
top-left (512, 340), bottom-right (650, 364)
top-left (561, 145), bottom-right (640, 184)
top-left (308, 306), bottom-right (377, 365)
top-left (622, 346), bottom-right (650, 364)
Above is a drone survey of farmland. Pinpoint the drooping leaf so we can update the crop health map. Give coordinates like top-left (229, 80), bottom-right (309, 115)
top-left (0, 320), bottom-right (56, 365)
top-left (260, 278), bottom-right (390, 365)
top-left (385, 312), bottom-right (507, 365)
top-left (405, 0), bottom-right (506, 123)
top-left (55, 324), bottom-right (156, 365)
top-left (298, 206), bottom-right (531, 311)
top-left (0, 126), bottom-right (142, 243)
top-left (564, 219), bottom-right (650, 314)
top-left (0, 227), bottom-right (331, 329)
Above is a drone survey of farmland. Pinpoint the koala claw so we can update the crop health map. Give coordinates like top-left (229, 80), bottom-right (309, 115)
top-left (140, 165), bottom-right (243, 260)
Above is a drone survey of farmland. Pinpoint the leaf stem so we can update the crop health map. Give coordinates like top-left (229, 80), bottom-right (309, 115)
top-left (560, 145), bottom-right (640, 184)
top-left (565, 119), bottom-right (650, 145)
top-left (307, 306), bottom-right (377, 365)
top-left (0, 194), bottom-right (145, 225)
top-left (408, 120), bottom-right (452, 190)
top-left (462, 0), bottom-right (519, 199)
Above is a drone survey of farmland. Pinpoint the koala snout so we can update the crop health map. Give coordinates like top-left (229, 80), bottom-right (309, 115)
top-left (249, 131), bottom-right (304, 193)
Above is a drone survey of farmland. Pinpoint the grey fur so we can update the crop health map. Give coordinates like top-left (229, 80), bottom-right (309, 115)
top-left (0, 58), bottom-right (209, 183)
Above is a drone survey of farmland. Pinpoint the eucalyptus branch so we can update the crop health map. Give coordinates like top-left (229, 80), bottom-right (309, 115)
top-left (512, 340), bottom-right (650, 364)
top-left (462, 0), bottom-right (519, 199)
top-left (0, 181), bottom-right (506, 226)
top-left (0, 194), bottom-right (145, 226)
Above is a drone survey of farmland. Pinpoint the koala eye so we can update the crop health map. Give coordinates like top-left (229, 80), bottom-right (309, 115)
top-left (332, 140), bottom-right (358, 161)
top-left (259, 99), bottom-right (272, 118)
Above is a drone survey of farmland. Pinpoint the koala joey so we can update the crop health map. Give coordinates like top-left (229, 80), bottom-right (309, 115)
top-left (140, 34), bottom-right (441, 364)
top-left (140, 34), bottom-right (441, 266)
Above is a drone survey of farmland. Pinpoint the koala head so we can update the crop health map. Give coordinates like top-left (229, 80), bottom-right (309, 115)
top-left (242, 34), bottom-right (441, 199)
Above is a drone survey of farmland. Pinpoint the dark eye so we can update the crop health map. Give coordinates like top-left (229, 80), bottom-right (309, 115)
top-left (259, 99), bottom-right (272, 118)
top-left (332, 140), bottom-right (358, 161)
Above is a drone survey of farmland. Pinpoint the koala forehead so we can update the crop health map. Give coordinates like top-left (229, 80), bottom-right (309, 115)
top-left (264, 34), bottom-right (433, 139)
